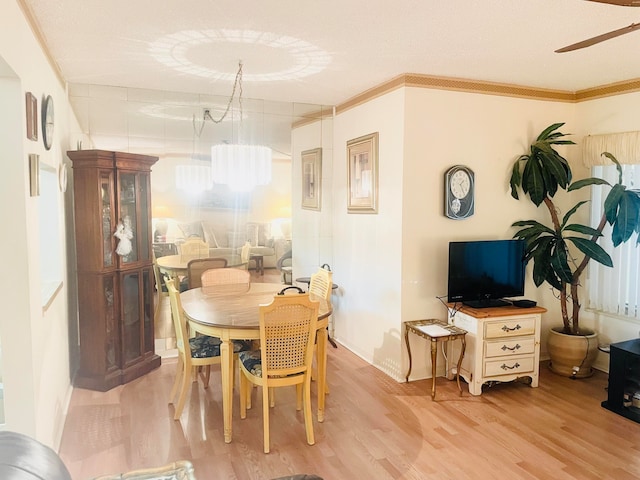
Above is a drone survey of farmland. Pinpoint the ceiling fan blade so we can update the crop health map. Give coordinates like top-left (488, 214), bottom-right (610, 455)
top-left (587, 0), bottom-right (640, 6)
top-left (555, 22), bottom-right (640, 52)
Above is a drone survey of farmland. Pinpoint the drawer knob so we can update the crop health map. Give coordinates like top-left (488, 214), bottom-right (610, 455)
top-left (501, 324), bottom-right (521, 332)
top-left (501, 343), bottom-right (521, 352)
top-left (500, 362), bottom-right (521, 371)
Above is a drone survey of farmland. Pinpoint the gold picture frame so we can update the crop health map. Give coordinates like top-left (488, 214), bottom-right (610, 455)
top-left (301, 148), bottom-right (322, 211)
top-left (347, 132), bottom-right (379, 213)
top-left (29, 154), bottom-right (39, 196)
top-left (26, 92), bottom-right (38, 141)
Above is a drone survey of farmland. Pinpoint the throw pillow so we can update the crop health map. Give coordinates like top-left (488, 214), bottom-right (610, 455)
top-left (246, 222), bottom-right (272, 246)
top-left (201, 223), bottom-right (220, 248)
top-left (178, 221), bottom-right (204, 240)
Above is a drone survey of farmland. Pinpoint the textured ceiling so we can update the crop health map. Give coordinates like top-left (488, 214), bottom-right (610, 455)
top-left (24, 0), bottom-right (640, 106)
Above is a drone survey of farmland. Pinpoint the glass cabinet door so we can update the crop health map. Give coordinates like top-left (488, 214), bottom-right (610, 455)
top-left (143, 268), bottom-right (153, 354)
top-left (121, 270), bottom-right (142, 364)
top-left (138, 173), bottom-right (150, 262)
top-left (103, 274), bottom-right (119, 372)
top-left (117, 172), bottom-right (152, 265)
top-left (100, 172), bottom-right (114, 268)
top-left (117, 173), bottom-right (139, 264)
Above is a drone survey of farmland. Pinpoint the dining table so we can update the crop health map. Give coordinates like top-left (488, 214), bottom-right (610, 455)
top-left (180, 282), bottom-right (332, 443)
top-left (157, 253), bottom-right (245, 278)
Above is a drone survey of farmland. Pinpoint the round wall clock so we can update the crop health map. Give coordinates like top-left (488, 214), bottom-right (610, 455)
top-left (42, 95), bottom-right (54, 150)
top-left (444, 165), bottom-right (475, 219)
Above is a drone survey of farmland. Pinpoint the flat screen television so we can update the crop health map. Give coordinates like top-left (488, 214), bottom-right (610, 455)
top-left (447, 239), bottom-right (526, 308)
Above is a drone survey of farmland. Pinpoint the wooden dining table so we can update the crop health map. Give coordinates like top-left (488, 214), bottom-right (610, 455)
top-left (180, 282), bottom-right (332, 443)
top-left (157, 254), bottom-right (245, 277)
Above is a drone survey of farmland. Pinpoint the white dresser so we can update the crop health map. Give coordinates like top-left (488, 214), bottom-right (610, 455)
top-left (447, 305), bottom-right (546, 395)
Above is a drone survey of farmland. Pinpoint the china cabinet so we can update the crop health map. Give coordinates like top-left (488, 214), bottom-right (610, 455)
top-left (68, 150), bottom-right (160, 391)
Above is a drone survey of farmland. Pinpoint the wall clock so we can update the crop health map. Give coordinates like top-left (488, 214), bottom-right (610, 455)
top-left (42, 95), bottom-right (54, 150)
top-left (444, 165), bottom-right (474, 219)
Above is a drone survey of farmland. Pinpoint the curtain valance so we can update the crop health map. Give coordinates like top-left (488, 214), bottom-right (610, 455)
top-left (582, 131), bottom-right (640, 167)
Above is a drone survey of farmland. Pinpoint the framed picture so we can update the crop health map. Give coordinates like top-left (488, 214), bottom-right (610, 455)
top-left (301, 147), bottom-right (322, 211)
top-left (347, 132), bottom-right (379, 213)
top-left (29, 154), bottom-right (39, 196)
top-left (25, 92), bottom-right (38, 141)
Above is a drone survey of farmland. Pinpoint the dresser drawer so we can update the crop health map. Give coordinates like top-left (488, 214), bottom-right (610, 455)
top-left (484, 355), bottom-right (535, 377)
top-left (484, 317), bottom-right (536, 339)
top-left (485, 337), bottom-right (536, 358)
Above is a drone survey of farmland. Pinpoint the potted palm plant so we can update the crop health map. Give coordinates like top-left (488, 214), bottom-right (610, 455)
top-left (509, 123), bottom-right (640, 377)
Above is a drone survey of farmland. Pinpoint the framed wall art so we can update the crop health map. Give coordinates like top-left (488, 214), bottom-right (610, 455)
top-left (29, 154), bottom-right (39, 196)
top-left (347, 132), bottom-right (379, 213)
top-left (301, 147), bottom-right (322, 211)
top-left (25, 92), bottom-right (38, 141)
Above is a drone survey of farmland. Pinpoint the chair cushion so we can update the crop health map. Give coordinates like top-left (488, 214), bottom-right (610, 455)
top-left (189, 336), bottom-right (252, 359)
top-left (161, 278), bottom-right (189, 293)
top-left (238, 350), bottom-right (263, 377)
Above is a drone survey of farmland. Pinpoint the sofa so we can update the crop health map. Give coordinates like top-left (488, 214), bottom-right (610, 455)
top-left (172, 220), bottom-right (291, 271)
top-left (0, 431), bottom-right (322, 479)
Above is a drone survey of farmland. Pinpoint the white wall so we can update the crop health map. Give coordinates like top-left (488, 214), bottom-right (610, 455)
top-left (320, 86), bottom-right (579, 381)
top-left (0, 0), bottom-right (79, 448)
top-left (291, 115), bottom-right (334, 278)
top-left (331, 89), bottom-right (406, 377)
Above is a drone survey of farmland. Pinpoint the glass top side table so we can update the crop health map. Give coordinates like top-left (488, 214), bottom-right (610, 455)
top-left (404, 319), bottom-right (467, 400)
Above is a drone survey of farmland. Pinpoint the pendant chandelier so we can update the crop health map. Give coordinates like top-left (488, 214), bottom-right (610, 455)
top-left (175, 164), bottom-right (213, 192)
top-left (206, 61), bottom-right (272, 192)
top-left (211, 144), bottom-right (272, 192)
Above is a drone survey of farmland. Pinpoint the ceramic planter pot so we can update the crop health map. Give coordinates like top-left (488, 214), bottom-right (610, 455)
top-left (547, 327), bottom-right (599, 378)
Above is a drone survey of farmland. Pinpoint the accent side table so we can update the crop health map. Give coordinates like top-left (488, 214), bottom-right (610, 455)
top-left (404, 319), bottom-right (467, 400)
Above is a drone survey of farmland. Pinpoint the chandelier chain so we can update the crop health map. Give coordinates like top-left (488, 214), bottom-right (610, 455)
top-left (193, 61), bottom-right (244, 138)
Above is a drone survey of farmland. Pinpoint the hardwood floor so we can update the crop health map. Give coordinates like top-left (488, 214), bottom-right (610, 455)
top-left (58, 272), bottom-right (640, 479)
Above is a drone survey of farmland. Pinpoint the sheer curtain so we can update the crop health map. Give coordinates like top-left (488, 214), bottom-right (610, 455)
top-left (588, 163), bottom-right (639, 319)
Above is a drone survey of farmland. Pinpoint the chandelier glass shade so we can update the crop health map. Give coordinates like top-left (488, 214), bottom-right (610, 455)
top-left (175, 164), bottom-right (213, 192)
top-left (211, 144), bottom-right (272, 192)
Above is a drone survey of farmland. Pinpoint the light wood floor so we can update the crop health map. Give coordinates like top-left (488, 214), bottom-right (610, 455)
top-left (58, 272), bottom-right (640, 479)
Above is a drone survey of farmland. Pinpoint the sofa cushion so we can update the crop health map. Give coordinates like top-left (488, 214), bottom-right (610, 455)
top-left (246, 222), bottom-right (271, 246)
top-left (178, 221), bottom-right (204, 240)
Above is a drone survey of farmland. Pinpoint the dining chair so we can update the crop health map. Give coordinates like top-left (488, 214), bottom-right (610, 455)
top-left (240, 241), bottom-right (252, 270)
top-left (187, 257), bottom-right (227, 289)
top-left (308, 266), bottom-right (333, 393)
top-left (201, 267), bottom-right (251, 295)
top-left (165, 278), bottom-right (251, 420)
top-left (152, 251), bottom-right (187, 321)
top-left (238, 291), bottom-right (320, 453)
top-left (178, 237), bottom-right (209, 262)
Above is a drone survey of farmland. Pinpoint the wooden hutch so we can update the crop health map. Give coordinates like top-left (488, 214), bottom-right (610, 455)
top-left (68, 149), bottom-right (160, 391)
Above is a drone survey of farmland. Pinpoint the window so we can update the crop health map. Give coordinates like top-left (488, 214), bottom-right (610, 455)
top-left (588, 164), bottom-right (639, 319)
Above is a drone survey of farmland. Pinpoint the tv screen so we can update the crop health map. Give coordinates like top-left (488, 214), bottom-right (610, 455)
top-left (447, 239), bottom-right (526, 308)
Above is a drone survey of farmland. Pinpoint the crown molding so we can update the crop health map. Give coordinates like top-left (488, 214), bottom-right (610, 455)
top-left (336, 73), bottom-right (640, 115)
top-left (17, 0), bottom-right (65, 88)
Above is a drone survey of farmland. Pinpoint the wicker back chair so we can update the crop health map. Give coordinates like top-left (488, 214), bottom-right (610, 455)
top-left (178, 238), bottom-right (209, 262)
top-left (238, 292), bottom-right (320, 453)
top-left (187, 257), bottom-right (227, 289)
top-left (308, 267), bottom-right (333, 301)
top-left (240, 241), bottom-right (252, 269)
top-left (200, 267), bottom-right (251, 295)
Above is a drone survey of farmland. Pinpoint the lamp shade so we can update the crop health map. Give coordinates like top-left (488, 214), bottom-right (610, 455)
top-left (211, 144), bottom-right (272, 192)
